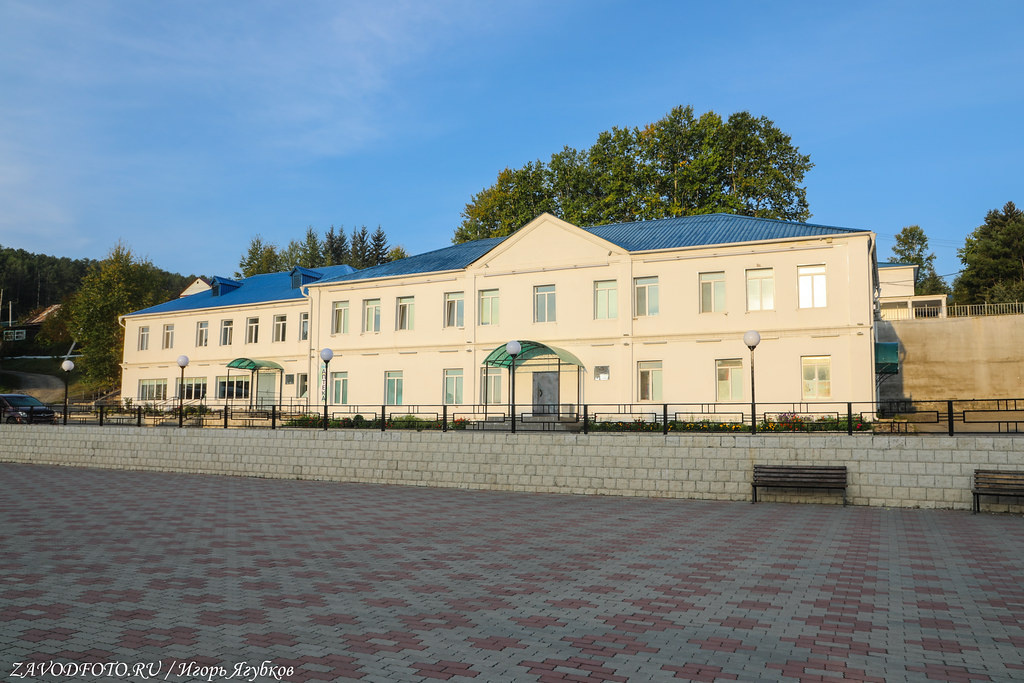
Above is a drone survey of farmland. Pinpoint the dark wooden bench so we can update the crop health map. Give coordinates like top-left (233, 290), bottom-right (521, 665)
top-left (752, 465), bottom-right (848, 505)
top-left (973, 470), bottom-right (1024, 513)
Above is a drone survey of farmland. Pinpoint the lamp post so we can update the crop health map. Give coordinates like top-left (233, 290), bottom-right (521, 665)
top-left (61, 359), bottom-right (74, 425)
top-left (177, 355), bottom-right (190, 428)
top-left (743, 331), bottom-right (760, 435)
top-left (506, 340), bottom-right (521, 434)
top-left (320, 348), bottom-right (333, 431)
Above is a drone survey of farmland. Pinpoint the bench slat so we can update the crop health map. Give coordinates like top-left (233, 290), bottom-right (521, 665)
top-left (972, 469), bottom-right (1024, 513)
top-left (752, 465), bottom-right (847, 505)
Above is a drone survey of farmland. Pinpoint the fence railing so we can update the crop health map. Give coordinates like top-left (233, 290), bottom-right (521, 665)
top-left (6, 398), bottom-right (1024, 436)
top-left (880, 301), bottom-right (1024, 321)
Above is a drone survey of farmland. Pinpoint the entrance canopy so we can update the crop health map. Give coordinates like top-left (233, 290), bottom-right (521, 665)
top-left (483, 341), bottom-right (584, 369)
top-left (226, 358), bottom-right (284, 371)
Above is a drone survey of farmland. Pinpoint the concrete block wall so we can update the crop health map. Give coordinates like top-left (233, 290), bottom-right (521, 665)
top-left (2, 425), bottom-right (1023, 511)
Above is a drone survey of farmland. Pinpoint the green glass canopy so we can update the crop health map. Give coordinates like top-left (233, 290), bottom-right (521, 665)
top-left (483, 341), bottom-right (584, 369)
top-left (226, 358), bottom-right (285, 371)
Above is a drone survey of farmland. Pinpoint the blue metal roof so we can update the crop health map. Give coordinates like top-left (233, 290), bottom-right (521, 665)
top-left (322, 214), bottom-right (868, 285)
top-left (128, 214), bottom-right (870, 314)
top-left (126, 264), bottom-right (356, 316)
top-left (585, 213), bottom-right (868, 252)
top-left (319, 237), bottom-right (507, 284)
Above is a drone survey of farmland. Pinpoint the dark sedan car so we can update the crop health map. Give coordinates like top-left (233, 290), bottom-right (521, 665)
top-left (0, 394), bottom-right (57, 424)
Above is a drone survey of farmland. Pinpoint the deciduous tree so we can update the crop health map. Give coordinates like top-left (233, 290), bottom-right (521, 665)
top-left (453, 105), bottom-right (813, 243)
top-left (888, 225), bottom-right (951, 296)
top-left (67, 243), bottom-right (176, 390)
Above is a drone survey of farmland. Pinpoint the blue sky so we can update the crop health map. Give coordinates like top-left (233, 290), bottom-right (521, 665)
top-left (1, 1), bottom-right (1020, 283)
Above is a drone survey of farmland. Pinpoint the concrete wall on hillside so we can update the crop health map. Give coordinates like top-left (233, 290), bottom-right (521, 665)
top-left (877, 315), bottom-right (1024, 401)
top-left (3, 424), bottom-right (1023, 512)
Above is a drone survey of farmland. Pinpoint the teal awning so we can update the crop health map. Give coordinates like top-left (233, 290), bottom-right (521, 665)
top-left (483, 341), bottom-right (584, 369)
top-left (875, 342), bottom-right (899, 375)
top-left (226, 358), bottom-right (284, 371)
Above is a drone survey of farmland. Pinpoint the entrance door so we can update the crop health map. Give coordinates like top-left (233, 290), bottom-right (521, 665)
top-left (256, 372), bottom-right (276, 408)
top-left (532, 371), bottom-right (559, 416)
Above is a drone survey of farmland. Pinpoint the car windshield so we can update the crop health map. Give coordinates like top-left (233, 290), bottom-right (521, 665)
top-left (5, 395), bottom-right (45, 407)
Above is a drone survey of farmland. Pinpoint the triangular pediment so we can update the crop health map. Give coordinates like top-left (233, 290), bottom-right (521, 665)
top-left (468, 213), bottom-right (628, 273)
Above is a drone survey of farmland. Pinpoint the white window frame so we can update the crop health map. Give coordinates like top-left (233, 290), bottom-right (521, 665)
top-left (195, 321), bottom-right (209, 347)
top-left (138, 326), bottom-right (149, 351)
top-left (245, 317), bottom-right (259, 344)
top-left (138, 378), bottom-right (167, 401)
top-left (220, 320), bottom-right (233, 346)
top-left (634, 276), bottom-right (659, 317)
top-left (363, 299), bottom-right (381, 333)
top-left (534, 285), bottom-right (556, 323)
top-left (716, 359), bottom-right (743, 402)
top-left (177, 377), bottom-right (207, 400)
top-left (594, 280), bottom-right (617, 320)
top-left (801, 356), bottom-right (832, 399)
top-left (479, 289), bottom-right (499, 326)
top-left (162, 324), bottom-right (174, 350)
top-left (296, 373), bottom-right (308, 399)
top-left (481, 367), bottom-right (502, 405)
top-left (332, 301), bottom-right (349, 334)
top-left (396, 296), bottom-right (415, 331)
top-left (331, 371), bottom-right (348, 404)
top-left (443, 368), bottom-right (463, 405)
top-left (746, 268), bottom-right (775, 312)
top-left (638, 361), bottom-right (662, 402)
top-left (216, 375), bottom-right (249, 399)
top-left (299, 312), bottom-right (309, 341)
top-left (798, 265), bottom-right (827, 309)
top-left (385, 371), bottom-right (403, 405)
top-left (273, 314), bottom-right (287, 342)
top-left (444, 292), bottom-right (464, 328)
top-left (700, 272), bottom-right (725, 313)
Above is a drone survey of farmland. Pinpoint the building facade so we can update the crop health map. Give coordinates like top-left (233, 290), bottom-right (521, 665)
top-left (121, 213), bottom-right (880, 415)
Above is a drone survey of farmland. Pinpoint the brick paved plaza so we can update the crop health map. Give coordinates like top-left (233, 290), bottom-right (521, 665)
top-left (2, 463), bottom-right (1023, 682)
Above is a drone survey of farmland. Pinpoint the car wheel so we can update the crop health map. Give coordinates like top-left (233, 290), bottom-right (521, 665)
top-left (6, 417), bottom-right (18, 424)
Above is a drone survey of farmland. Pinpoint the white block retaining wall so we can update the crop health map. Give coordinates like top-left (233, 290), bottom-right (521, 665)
top-left (2, 426), bottom-right (1023, 511)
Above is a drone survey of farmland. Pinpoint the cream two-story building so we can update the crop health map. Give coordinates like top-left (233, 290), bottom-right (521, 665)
top-left (121, 213), bottom-right (880, 415)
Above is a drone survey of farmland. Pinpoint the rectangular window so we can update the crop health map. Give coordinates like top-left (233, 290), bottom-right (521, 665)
top-left (363, 299), bottom-right (381, 333)
top-left (716, 359), bottom-right (743, 401)
top-left (444, 292), bottom-right (464, 328)
top-left (385, 371), bottom-right (403, 405)
top-left (162, 324), bottom-right (174, 349)
top-left (273, 314), bottom-right (287, 342)
top-left (195, 321), bottom-right (209, 347)
top-left (798, 265), bottom-right (827, 308)
top-left (634, 276), bottom-right (659, 317)
top-left (443, 369), bottom-right (463, 405)
top-left (331, 371), bottom-right (348, 405)
top-left (802, 356), bottom-right (832, 399)
top-left (479, 289), bottom-right (499, 326)
top-left (481, 367), bottom-right (502, 405)
top-left (296, 373), bottom-right (308, 399)
top-left (700, 272), bottom-right (725, 313)
top-left (594, 280), bottom-right (617, 320)
top-left (396, 296), bottom-right (415, 331)
top-left (216, 375), bottom-right (250, 399)
top-left (177, 377), bottom-right (207, 400)
top-left (331, 301), bottom-right (349, 334)
top-left (534, 285), bottom-right (556, 323)
top-left (638, 361), bottom-right (663, 401)
top-left (245, 317), bottom-right (259, 344)
top-left (299, 312), bottom-right (309, 341)
top-left (138, 379), bottom-right (167, 401)
top-left (138, 326), bottom-right (149, 351)
top-left (220, 320), bottom-right (233, 346)
top-left (746, 269), bottom-right (775, 312)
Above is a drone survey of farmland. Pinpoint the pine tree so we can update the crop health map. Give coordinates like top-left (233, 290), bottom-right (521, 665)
top-left (370, 226), bottom-right (390, 265)
top-left (324, 225), bottom-right (350, 266)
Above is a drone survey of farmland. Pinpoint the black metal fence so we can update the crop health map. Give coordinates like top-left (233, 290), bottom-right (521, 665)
top-left (5, 398), bottom-right (1024, 435)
